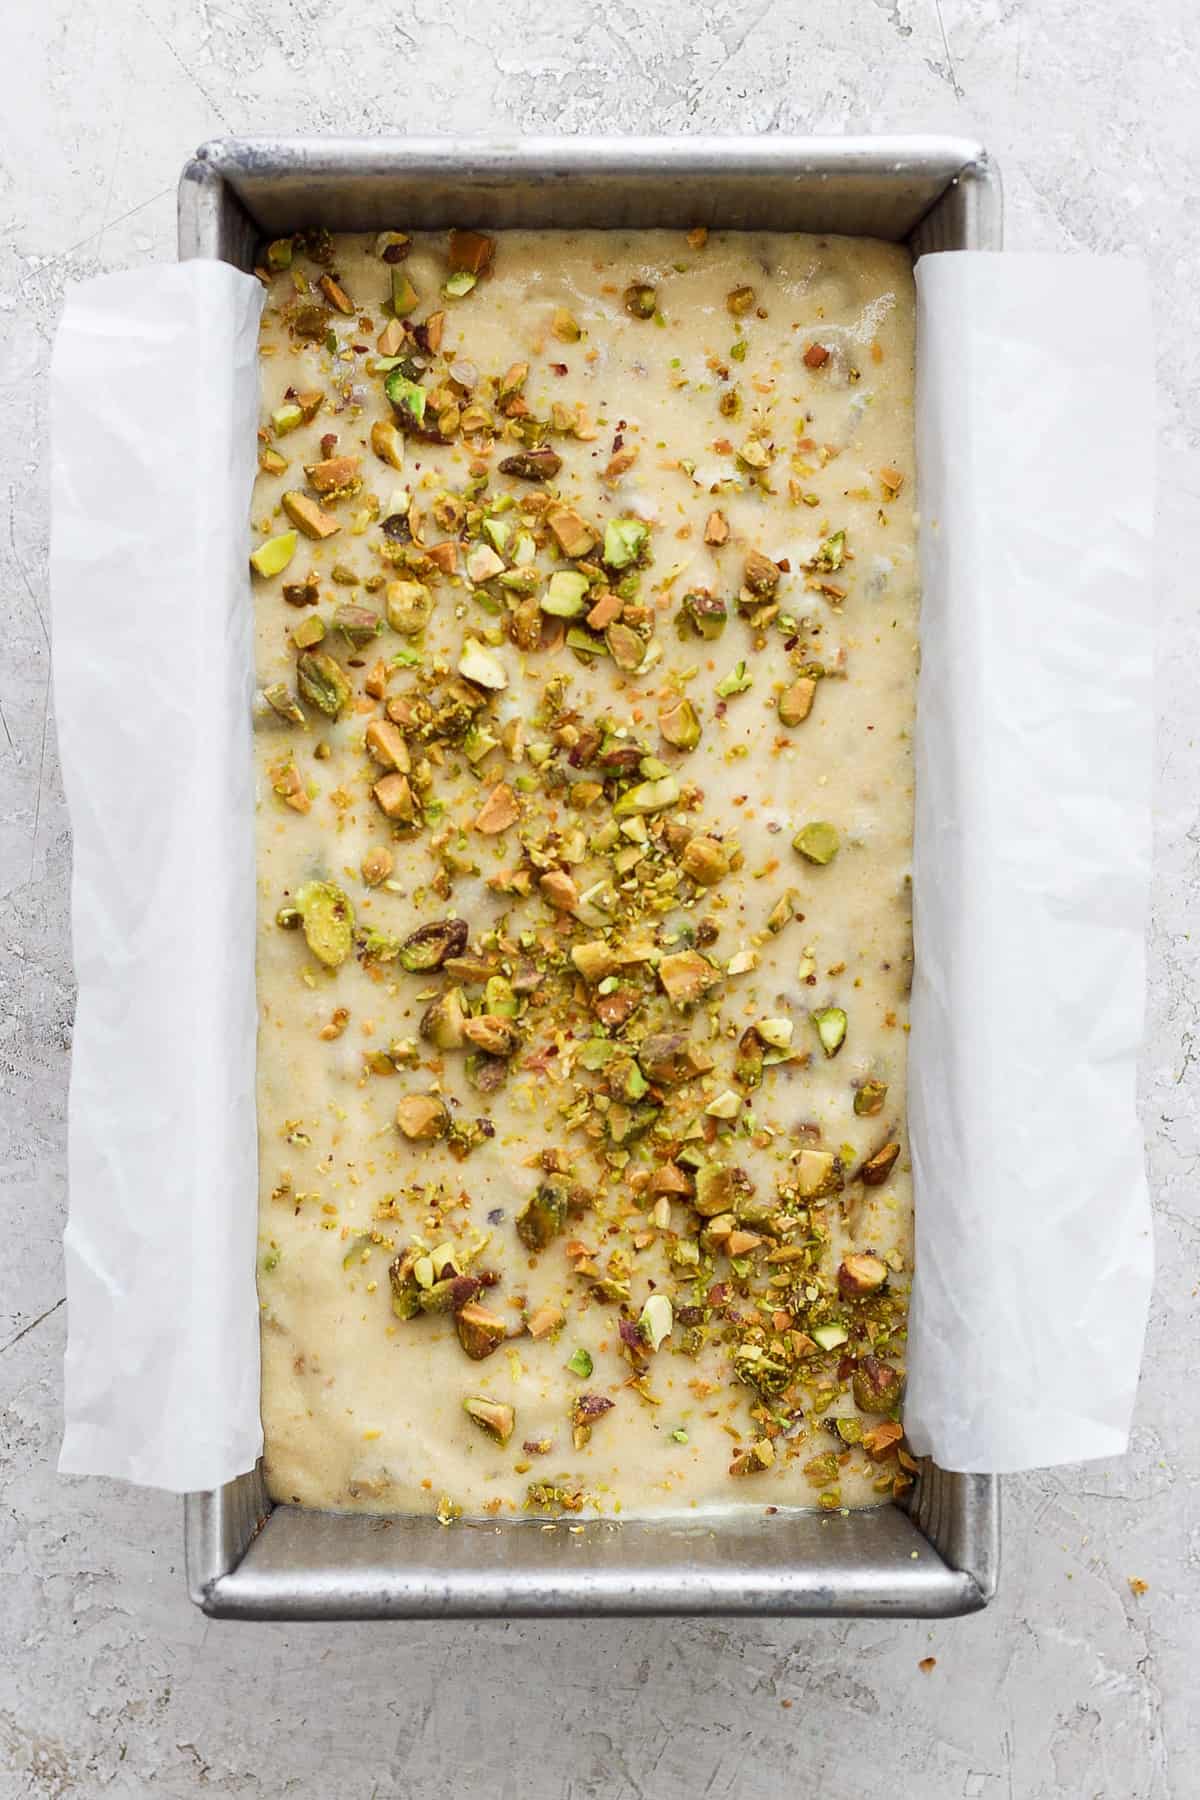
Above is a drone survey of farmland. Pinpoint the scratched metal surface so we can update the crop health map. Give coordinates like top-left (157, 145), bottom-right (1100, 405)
top-left (1, 0), bottom-right (1197, 1793)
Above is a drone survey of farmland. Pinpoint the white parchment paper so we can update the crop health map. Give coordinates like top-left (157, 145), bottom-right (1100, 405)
top-left (50, 251), bottom-right (1154, 1490)
top-left (905, 253), bottom-right (1155, 1472)
top-left (52, 264), bottom-right (265, 1492)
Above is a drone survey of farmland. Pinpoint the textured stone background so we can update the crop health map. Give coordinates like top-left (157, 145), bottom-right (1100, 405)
top-left (2, 1), bottom-right (1197, 1794)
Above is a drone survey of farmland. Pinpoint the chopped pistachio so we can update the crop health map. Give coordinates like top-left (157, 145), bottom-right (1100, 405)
top-left (270, 402), bottom-right (304, 436)
top-left (290, 614), bottom-right (326, 650)
top-left (283, 491), bottom-right (340, 541)
top-left (658, 696), bottom-right (701, 752)
top-left (385, 370), bottom-right (427, 430)
top-left (860, 1140), bottom-right (901, 1186)
top-left (730, 1439), bottom-right (775, 1477)
top-left (680, 836), bottom-right (729, 887)
top-left (473, 782), bottom-right (520, 834)
top-left (793, 1148), bottom-right (843, 1199)
top-left (370, 419), bottom-right (405, 469)
top-left (296, 651), bottom-right (352, 718)
top-left (682, 591), bottom-right (727, 639)
top-left (516, 1178), bottom-right (569, 1251)
top-left (373, 772), bottom-right (414, 820)
top-left (305, 454), bottom-right (362, 497)
top-left (542, 570), bottom-right (590, 617)
top-left (447, 229), bottom-right (495, 274)
top-left (395, 1093), bottom-right (449, 1141)
top-left (658, 949), bottom-right (720, 1008)
top-left (602, 516), bottom-right (649, 570)
top-left (466, 542), bottom-right (505, 584)
top-left (715, 661), bottom-right (752, 698)
top-left (462, 1014), bottom-right (517, 1057)
top-left (398, 918), bottom-right (469, 972)
top-left (290, 880), bottom-right (355, 969)
top-left (639, 1293), bottom-right (674, 1351)
top-left (605, 622), bottom-right (644, 671)
top-left (458, 639), bottom-right (508, 690)
top-left (743, 550), bottom-right (780, 596)
top-left (364, 717), bottom-right (410, 772)
top-left (386, 579), bottom-right (433, 635)
top-left (566, 1347), bottom-right (594, 1379)
top-left (390, 268), bottom-right (419, 314)
top-left (793, 820), bottom-right (839, 865)
top-left (333, 603), bottom-right (381, 647)
top-left (612, 775), bottom-right (679, 819)
top-left (361, 846), bottom-right (394, 887)
top-left (572, 941), bottom-right (620, 984)
top-left (250, 530), bottom-right (298, 578)
top-left (545, 504), bottom-right (597, 557)
top-left (838, 1253), bottom-right (888, 1298)
top-left (420, 987), bottom-right (467, 1050)
top-left (463, 1397), bottom-right (515, 1444)
top-left (811, 1006), bottom-right (847, 1058)
top-left (778, 677), bottom-right (817, 726)
top-left (726, 284), bottom-right (756, 316)
top-left (263, 682), bottom-right (304, 725)
top-left (852, 1355), bottom-right (902, 1414)
top-left (812, 529), bottom-right (846, 571)
top-left (854, 1079), bottom-right (889, 1118)
top-left (455, 1301), bottom-right (507, 1360)
top-left (810, 1322), bottom-right (849, 1351)
top-left (497, 448), bottom-right (562, 483)
top-left (444, 270), bottom-right (477, 298)
top-left (623, 282), bottom-right (658, 319)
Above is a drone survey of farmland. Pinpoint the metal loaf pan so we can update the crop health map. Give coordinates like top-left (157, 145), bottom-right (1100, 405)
top-left (179, 135), bottom-right (1001, 1622)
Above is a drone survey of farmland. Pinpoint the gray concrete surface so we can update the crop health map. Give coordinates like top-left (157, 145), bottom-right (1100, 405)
top-left (2, 2), bottom-right (1197, 1794)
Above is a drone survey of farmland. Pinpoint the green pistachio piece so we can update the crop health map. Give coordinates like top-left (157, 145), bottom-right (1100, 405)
top-left (385, 579), bottom-right (433, 635)
top-left (420, 987), bottom-right (467, 1050)
top-left (296, 651), bottom-right (352, 719)
top-left (484, 975), bottom-right (518, 1018)
top-left (265, 238), bottom-right (294, 271)
top-left (497, 448), bottom-right (562, 483)
top-left (811, 1006), bottom-right (847, 1058)
top-left (793, 820), bottom-right (839, 864)
top-left (334, 603), bottom-right (382, 648)
top-left (262, 682), bottom-right (305, 725)
top-left (483, 515), bottom-right (513, 554)
top-left (444, 271), bottom-right (477, 298)
top-left (294, 880), bottom-right (355, 968)
top-left (658, 697), bottom-right (701, 751)
top-left (612, 775), bottom-right (679, 818)
top-left (605, 622), bottom-right (645, 671)
top-left (515, 1178), bottom-right (569, 1251)
top-left (623, 282), bottom-right (658, 319)
top-left (399, 918), bottom-right (470, 972)
top-left (814, 530), bottom-right (846, 571)
top-left (385, 369), bottom-right (427, 429)
top-left (565, 626), bottom-right (608, 657)
top-left (602, 517), bottom-right (649, 571)
top-left (541, 570), bottom-right (590, 617)
top-left (463, 1396), bottom-right (515, 1442)
top-left (458, 638), bottom-right (508, 690)
top-left (566, 1347), bottom-right (594, 1379)
top-left (391, 269), bottom-right (419, 314)
top-left (682, 591), bottom-right (727, 639)
top-left (854, 1079), bottom-right (889, 1117)
top-left (639, 1293), bottom-right (673, 1351)
top-left (715, 661), bottom-right (752, 698)
top-left (250, 530), bottom-right (298, 578)
top-left (810, 1322), bottom-right (849, 1352)
top-left (270, 403), bottom-right (304, 437)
